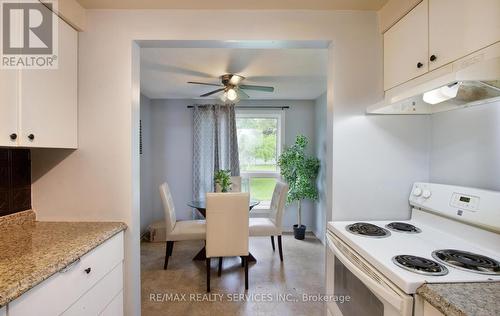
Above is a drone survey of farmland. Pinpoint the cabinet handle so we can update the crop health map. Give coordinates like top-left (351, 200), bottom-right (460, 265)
top-left (28, 134), bottom-right (35, 141)
top-left (10, 133), bottom-right (17, 140)
top-left (417, 62), bottom-right (423, 68)
top-left (84, 267), bottom-right (92, 274)
top-left (430, 55), bottom-right (437, 62)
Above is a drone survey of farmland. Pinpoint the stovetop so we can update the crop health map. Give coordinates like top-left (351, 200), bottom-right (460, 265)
top-left (328, 210), bottom-right (500, 294)
top-left (346, 222), bottom-right (391, 238)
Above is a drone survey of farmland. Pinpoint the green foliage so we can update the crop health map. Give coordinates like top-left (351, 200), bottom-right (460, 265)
top-left (249, 178), bottom-right (276, 201)
top-left (236, 118), bottom-right (278, 168)
top-left (214, 169), bottom-right (232, 192)
top-left (254, 133), bottom-right (276, 163)
top-left (278, 135), bottom-right (320, 204)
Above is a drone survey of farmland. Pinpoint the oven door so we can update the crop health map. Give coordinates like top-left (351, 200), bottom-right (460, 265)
top-left (326, 231), bottom-right (413, 316)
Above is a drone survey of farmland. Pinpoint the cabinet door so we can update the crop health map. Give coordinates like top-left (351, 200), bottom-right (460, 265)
top-left (384, 0), bottom-right (428, 90)
top-left (429, 0), bottom-right (500, 70)
top-left (19, 6), bottom-right (77, 148)
top-left (0, 69), bottom-right (19, 146)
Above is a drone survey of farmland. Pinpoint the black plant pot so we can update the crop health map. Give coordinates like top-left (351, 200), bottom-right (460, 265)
top-left (293, 224), bottom-right (306, 240)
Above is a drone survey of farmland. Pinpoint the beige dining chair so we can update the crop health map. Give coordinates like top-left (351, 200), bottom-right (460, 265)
top-left (205, 192), bottom-right (250, 292)
top-left (159, 182), bottom-right (206, 270)
top-left (215, 176), bottom-right (242, 192)
top-left (249, 181), bottom-right (289, 261)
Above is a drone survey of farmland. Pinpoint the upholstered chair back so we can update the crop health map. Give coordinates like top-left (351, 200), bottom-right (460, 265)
top-left (268, 181), bottom-right (289, 231)
top-left (159, 182), bottom-right (177, 237)
top-left (205, 192), bottom-right (249, 258)
top-left (230, 176), bottom-right (242, 192)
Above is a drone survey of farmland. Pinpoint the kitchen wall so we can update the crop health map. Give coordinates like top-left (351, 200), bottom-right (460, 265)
top-left (430, 102), bottom-right (500, 191)
top-left (30, 10), bottom-right (426, 314)
top-left (140, 98), bottom-right (319, 233)
top-left (314, 93), bottom-right (327, 243)
top-left (329, 27), bottom-right (431, 222)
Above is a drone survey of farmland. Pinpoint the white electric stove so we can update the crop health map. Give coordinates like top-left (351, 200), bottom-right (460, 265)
top-left (326, 182), bottom-right (500, 316)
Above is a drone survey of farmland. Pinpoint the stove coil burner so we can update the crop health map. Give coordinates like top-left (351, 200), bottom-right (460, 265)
top-left (392, 255), bottom-right (448, 276)
top-left (346, 222), bottom-right (390, 238)
top-left (386, 222), bottom-right (422, 234)
top-left (432, 249), bottom-right (500, 275)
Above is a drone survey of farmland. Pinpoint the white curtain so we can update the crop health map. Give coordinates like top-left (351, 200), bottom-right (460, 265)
top-left (192, 104), bottom-right (240, 215)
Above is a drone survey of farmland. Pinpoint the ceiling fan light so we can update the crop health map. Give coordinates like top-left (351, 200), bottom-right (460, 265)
top-left (227, 88), bottom-right (238, 101)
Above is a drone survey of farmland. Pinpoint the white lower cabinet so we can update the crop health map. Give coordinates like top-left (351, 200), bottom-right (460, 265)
top-left (7, 232), bottom-right (124, 316)
top-left (100, 291), bottom-right (124, 316)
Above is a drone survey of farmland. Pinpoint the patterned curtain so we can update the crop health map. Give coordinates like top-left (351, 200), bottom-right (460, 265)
top-left (192, 104), bottom-right (240, 216)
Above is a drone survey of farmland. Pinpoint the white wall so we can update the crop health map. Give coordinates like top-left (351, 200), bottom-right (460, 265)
top-left (314, 93), bottom-right (327, 243)
top-left (30, 10), bottom-right (429, 315)
top-left (140, 94), bottom-right (153, 234)
top-left (430, 103), bottom-right (500, 191)
top-left (331, 111), bottom-right (430, 221)
top-left (141, 98), bottom-right (318, 232)
top-left (329, 18), bottom-right (430, 222)
top-left (148, 99), bottom-right (194, 223)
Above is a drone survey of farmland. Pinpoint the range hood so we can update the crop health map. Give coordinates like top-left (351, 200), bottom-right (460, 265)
top-left (367, 42), bottom-right (500, 114)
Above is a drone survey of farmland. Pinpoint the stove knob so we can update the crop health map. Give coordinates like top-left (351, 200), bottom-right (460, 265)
top-left (412, 187), bottom-right (423, 197)
top-left (422, 190), bottom-right (432, 199)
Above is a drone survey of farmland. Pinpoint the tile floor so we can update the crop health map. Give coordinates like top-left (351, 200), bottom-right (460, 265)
top-left (141, 233), bottom-right (326, 316)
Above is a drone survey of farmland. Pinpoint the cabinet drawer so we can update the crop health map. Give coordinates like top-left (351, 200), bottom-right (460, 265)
top-left (8, 232), bottom-right (124, 316)
top-left (100, 290), bottom-right (123, 316)
top-left (62, 263), bottom-right (123, 316)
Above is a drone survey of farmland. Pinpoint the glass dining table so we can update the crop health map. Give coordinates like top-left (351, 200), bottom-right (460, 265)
top-left (187, 199), bottom-right (260, 263)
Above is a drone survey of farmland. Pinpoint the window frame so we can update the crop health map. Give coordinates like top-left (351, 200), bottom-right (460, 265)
top-left (235, 108), bottom-right (285, 210)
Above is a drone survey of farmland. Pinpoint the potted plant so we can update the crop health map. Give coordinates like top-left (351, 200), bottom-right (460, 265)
top-left (214, 169), bottom-right (232, 192)
top-left (278, 135), bottom-right (320, 240)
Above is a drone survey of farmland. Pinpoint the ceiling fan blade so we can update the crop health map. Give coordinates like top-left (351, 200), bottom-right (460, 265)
top-left (238, 89), bottom-right (250, 99)
top-left (200, 88), bottom-right (225, 97)
top-left (188, 81), bottom-right (223, 87)
top-left (239, 84), bottom-right (275, 92)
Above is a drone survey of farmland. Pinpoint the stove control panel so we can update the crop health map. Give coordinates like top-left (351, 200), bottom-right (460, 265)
top-left (450, 193), bottom-right (479, 211)
top-left (409, 182), bottom-right (500, 233)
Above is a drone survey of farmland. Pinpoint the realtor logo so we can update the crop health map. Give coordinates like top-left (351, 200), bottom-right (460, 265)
top-left (1, 0), bottom-right (58, 69)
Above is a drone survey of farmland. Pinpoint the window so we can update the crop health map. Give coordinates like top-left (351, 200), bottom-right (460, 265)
top-left (236, 110), bottom-right (283, 208)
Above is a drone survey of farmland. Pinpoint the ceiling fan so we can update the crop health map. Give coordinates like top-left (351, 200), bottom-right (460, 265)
top-left (187, 74), bottom-right (274, 102)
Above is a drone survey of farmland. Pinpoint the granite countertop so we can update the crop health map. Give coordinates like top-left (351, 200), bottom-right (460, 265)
top-left (417, 282), bottom-right (500, 316)
top-left (0, 211), bottom-right (127, 307)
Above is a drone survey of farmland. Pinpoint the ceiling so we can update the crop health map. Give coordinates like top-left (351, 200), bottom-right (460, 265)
top-left (140, 48), bottom-right (327, 100)
top-left (77, 0), bottom-right (388, 10)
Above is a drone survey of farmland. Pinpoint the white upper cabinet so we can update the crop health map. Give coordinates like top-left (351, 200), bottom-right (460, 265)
top-left (384, 0), bottom-right (428, 90)
top-left (0, 5), bottom-right (77, 149)
top-left (20, 5), bottom-right (78, 148)
top-left (384, 0), bottom-right (500, 91)
top-left (0, 69), bottom-right (19, 147)
top-left (428, 0), bottom-right (500, 70)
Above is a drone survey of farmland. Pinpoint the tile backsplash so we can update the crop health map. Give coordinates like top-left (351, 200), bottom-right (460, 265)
top-left (0, 148), bottom-right (31, 216)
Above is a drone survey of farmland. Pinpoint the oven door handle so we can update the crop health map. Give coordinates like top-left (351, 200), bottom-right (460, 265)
top-left (327, 233), bottom-right (412, 314)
